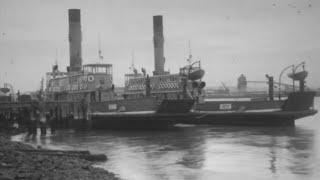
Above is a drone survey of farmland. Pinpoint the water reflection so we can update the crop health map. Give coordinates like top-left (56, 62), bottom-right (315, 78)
top-left (93, 128), bottom-right (207, 180)
top-left (12, 124), bottom-right (317, 180)
top-left (201, 126), bottom-right (316, 179)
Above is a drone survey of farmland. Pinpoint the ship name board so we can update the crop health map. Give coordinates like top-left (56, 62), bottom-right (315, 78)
top-left (48, 83), bottom-right (88, 92)
top-left (219, 104), bottom-right (232, 110)
top-left (108, 104), bottom-right (117, 110)
top-left (65, 83), bottom-right (88, 91)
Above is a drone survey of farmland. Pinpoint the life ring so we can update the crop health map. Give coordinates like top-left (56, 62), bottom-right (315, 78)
top-left (88, 76), bottom-right (95, 83)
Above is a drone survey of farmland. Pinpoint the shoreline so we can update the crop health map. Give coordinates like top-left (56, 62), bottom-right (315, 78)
top-left (0, 131), bottom-right (121, 180)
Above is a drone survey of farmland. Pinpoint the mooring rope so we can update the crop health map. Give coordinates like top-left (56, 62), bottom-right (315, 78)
top-left (196, 113), bottom-right (208, 119)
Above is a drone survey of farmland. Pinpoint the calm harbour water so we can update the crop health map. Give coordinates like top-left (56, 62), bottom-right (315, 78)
top-left (12, 97), bottom-right (320, 180)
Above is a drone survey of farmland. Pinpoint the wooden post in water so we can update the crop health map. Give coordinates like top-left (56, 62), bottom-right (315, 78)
top-left (28, 109), bottom-right (38, 136)
top-left (40, 120), bottom-right (47, 136)
top-left (49, 109), bottom-right (56, 134)
top-left (39, 101), bottom-right (47, 136)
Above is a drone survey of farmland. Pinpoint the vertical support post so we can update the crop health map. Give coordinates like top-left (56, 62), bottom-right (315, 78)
top-left (292, 69), bottom-right (295, 92)
top-left (17, 90), bottom-right (20, 102)
top-left (40, 121), bottom-right (47, 136)
top-left (49, 109), bottom-right (56, 134)
top-left (268, 76), bottom-right (274, 101)
top-left (145, 75), bottom-right (151, 97)
top-left (182, 77), bottom-right (187, 99)
top-left (299, 80), bottom-right (305, 92)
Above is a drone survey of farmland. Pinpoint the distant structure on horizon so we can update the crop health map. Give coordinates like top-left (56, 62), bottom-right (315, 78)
top-left (237, 74), bottom-right (247, 91)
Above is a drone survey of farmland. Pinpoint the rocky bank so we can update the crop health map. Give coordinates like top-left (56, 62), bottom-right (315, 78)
top-left (0, 133), bottom-right (121, 180)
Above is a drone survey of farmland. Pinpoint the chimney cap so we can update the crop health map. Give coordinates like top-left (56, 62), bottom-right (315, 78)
top-left (153, 15), bottom-right (163, 32)
top-left (153, 15), bottom-right (163, 22)
top-left (68, 9), bottom-right (81, 22)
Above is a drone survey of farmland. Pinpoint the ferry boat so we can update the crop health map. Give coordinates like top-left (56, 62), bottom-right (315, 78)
top-left (44, 9), bottom-right (317, 129)
top-left (44, 10), bottom-right (203, 129)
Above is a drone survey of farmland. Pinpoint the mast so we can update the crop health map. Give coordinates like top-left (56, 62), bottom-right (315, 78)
top-left (55, 49), bottom-right (58, 66)
top-left (187, 40), bottom-right (192, 65)
top-left (131, 51), bottom-right (137, 74)
top-left (98, 33), bottom-right (103, 63)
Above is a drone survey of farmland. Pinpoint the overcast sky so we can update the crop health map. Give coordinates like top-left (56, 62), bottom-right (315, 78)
top-left (0, 0), bottom-right (319, 92)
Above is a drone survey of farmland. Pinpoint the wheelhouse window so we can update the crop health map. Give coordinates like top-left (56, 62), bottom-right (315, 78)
top-left (83, 64), bottom-right (112, 75)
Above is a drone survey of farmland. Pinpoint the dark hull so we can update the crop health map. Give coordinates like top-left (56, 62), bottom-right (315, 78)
top-left (195, 100), bottom-right (284, 111)
top-left (179, 109), bottom-right (318, 126)
top-left (90, 109), bottom-right (318, 129)
top-left (41, 92), bottom-right (317, 130)
top-left (184, 91), bottom-right (317, 126)
top-left (89, 99), bottom-right (195, 130)
top-left (91, 113), bottom-right (188, 130)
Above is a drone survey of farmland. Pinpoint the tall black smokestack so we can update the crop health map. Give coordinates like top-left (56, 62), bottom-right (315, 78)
top-left (68, 9), bottom-right (82, 72)
top-left (153, 15), bottom-right (165, 75)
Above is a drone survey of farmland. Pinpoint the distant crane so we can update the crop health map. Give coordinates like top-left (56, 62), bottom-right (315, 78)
top-left (187, 40), bottom-right (192, 65)
top-left (221, 82), bottom-right (230, 94)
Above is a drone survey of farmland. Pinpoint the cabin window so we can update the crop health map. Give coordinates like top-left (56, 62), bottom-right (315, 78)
top-left (98, 67), bottom-right (104, 73)
top-left (107, 66), bottom-right (112, 75)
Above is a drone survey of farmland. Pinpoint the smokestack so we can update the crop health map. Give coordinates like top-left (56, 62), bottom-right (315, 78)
top-left (153, 15), bottom-right (165, 75)
top-left (68, 9), bottom-right (82, 72)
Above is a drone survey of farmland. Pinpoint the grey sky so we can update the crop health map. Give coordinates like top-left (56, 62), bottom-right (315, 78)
top-left (0, 0), bottom-right (319, 92)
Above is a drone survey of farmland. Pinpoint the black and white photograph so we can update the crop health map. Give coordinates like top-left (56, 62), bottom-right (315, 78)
top-left (0, 0), bottom-right (319, 179)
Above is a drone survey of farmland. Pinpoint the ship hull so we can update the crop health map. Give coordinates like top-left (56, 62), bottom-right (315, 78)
top-left (181, 91), bottom-right (317, 126)
top-left (179, 109), bottom-right (317, 126)
top-left (91, 112), bottom-right (188, 130)
top-left (90, 107), bottom-right (318, 129)
top-left (40, 93), bottom-right (317, 129)
top-left (89, 98), bottom-right (195, 130)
